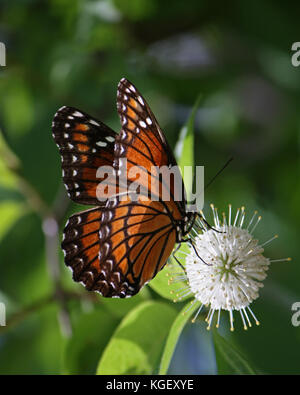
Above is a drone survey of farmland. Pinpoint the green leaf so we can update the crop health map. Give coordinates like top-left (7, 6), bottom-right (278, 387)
top-left (0, 201), bottom-right (26, 241)
top-left (213, 330), bottom-right (257, 375)
top-left (159, 300), bottom-right (201, 374)
top-left (174, 95), bottom-right (201, 201)
top-left (64, 307), bottom-right (119, 374)
top-left (101, 287), bottom-right (150, 319)
top-left (2, 77), bottom-right (34, 137)
top-left (96, 301), bottom-right (177, 375)
top-left (0, 130), bottom-right (20, 190)
top-left (113, 0), bottom-right (156, 20)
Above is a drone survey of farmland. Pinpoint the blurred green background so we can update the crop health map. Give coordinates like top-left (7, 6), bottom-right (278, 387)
top-left (0, 0), bottom-right (299, 374)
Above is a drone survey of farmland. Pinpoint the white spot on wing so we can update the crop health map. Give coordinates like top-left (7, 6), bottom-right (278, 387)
top-left (57, 105), bottom-right (66, 113)
top-left (105, 136), bottom-right (115, 142)
top-left (119, 145), bottom-right (125, 154)
top-left (73, 111), bottom-right (84, 117)
top-left (138, 96), bottom-right (144, 106)
top-left (96, 141), bottom-right (107, 147)
top-left (90, 119), bottom-right (100, 126)
top-left (129, 84), bottom-right (136, 92)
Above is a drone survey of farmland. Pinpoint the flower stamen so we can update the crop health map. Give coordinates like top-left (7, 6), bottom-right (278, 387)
top-left (179, 204), bottom-right (287, 331)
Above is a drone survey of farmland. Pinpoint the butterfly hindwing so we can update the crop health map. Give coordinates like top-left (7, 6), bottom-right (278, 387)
top-left (97, 196), bottom-right (176, 296)
top-left (62, 195), bottom-right (177, 297)
top-left (61, 203), bottom-right (134, 297)
top-left (62, 207), bottom-right (102, 285)
top-left (52, 106), bottom-right (117, 205)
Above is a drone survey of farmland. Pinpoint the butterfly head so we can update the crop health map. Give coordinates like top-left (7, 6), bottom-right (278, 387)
top-left (175, 211), bottom-right (197, 243)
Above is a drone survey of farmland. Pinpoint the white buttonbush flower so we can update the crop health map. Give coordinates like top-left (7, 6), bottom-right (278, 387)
top-left (170, 204), bottom-right (289, 331)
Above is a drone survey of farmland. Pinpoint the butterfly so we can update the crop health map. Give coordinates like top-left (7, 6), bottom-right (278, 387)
top-left (52, 78), bottom-right (200, 298)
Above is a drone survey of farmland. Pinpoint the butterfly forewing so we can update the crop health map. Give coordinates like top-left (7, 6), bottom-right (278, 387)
top-left (52, 106), bottom-right (117, 205)
top-left (115, 78), bottom-right (186, 219)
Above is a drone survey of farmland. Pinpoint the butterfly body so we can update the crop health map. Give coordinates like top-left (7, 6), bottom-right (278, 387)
top-left (53, 78), bottom-right (196, 298)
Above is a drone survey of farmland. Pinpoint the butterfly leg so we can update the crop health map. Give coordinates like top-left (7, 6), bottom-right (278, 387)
top-left (171, 243), bottom-right (186, 273)
top-left (195, 213), bottom-right (224, 234)
top-left (181, 238), bottom-right (212, 266)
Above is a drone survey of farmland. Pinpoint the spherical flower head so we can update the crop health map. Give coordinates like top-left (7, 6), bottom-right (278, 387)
top-left (175, 204), bottom-right (288, 331)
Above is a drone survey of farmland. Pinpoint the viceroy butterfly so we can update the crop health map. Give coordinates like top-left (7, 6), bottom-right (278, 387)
top-left (52, 78), bottom-right (205, 298)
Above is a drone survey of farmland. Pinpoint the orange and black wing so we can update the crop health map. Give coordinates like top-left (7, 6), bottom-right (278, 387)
top-left (100, 78), bottom-right (186, 295)
top-left (57, 79), bottom-right (188, 297)
top-left (98, 196), bottom-right (176, 297)
top-left (52, 106), bottom-right (117, 205)
top-left (115, 78), bottom-right (187, 218)
top-left (62, 196), bottom-right (176, 297)
top-left (62, 207), bottom-right (102, 288)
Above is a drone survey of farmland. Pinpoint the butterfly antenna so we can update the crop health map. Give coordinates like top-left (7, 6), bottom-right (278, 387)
top-left (204, 157), bottom-right (233, 191)
top-left (180, 238), bottom-right (212, 266)
top-left (191, 157), bottom-right (233, 235)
